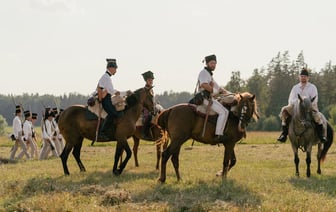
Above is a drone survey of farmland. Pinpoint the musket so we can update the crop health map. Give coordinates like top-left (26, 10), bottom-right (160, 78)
top-left (53, 98), bottom-right (60, 114)
top-left (202, 99), bottom-right (213, 137)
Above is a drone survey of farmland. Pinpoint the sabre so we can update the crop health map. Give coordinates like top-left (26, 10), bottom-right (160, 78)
top-left (202, 99), bottom-right (213, 137)
top-left (92, 101), bottom-right (102, 146)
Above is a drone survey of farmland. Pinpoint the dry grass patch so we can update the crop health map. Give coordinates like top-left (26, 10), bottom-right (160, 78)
top-left (1, 131), bottom-right (336, 211)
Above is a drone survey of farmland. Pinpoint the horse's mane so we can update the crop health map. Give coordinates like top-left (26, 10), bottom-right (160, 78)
top-left (125, 87), bottom-right (150, 110)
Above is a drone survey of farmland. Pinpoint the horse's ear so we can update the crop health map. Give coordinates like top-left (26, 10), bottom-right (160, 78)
top-left (239, 93), bottom-right (243, 99)
top-left (298, 94), bottom-right (303, 102)
top-left (251, 94), bottom-right (255, 101)
top-left (311, 96), bottom-right (316, 102)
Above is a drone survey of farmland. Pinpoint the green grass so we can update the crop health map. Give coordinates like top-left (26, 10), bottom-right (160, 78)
top-left (1, 131), bottom-right (336, 211)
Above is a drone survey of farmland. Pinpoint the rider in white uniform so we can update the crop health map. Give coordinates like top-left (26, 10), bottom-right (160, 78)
top-left (197, 54), bottom-right (229, 142)
top-left (277, 68), bottom-right (327, 143)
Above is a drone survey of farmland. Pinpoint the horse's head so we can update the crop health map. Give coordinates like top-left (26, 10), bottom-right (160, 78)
top-left (127, 87), bottom-right (154, 113)
top-left (236, 92), bottom-right (259, 133)
top-left (297, 94), bottom-right (314, 126)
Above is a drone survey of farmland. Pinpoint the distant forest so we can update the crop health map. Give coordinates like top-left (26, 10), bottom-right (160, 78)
top-left (1, 51), bottom-right (336, 131)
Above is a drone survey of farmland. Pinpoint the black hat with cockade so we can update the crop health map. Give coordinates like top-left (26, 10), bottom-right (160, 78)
top-left (204, 54), bottom-right (216, 63)
top-left (106, 58), bottom-right (118, 68)
top-left (142, 71), bottom-right (155, 81)
top-left (300, 67), bottom-right (309, 76)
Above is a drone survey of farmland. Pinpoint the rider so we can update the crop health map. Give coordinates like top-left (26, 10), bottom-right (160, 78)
top-left (277, 67), bottom-right (327, 143)
top-left (97, 58), bottom-right (122, 139)
top-left (141, 70), bottom-right (155, 139)
top-left (197, 54), bottom-right (229, 142)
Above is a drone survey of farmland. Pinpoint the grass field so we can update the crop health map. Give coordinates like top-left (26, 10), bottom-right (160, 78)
top-left (1, 131), bottom-right (336, 211)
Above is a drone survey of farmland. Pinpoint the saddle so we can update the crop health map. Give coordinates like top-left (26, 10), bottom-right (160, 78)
top-left (86, 95), bottom-right (126, 119)
top-left (193, 93), bottom-right (239, 114)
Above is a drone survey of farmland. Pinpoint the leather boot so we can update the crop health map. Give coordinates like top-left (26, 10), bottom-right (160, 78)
top-left (214, 135), bottom-right (227, 143)
top-left (316, 124), bottom-right (327, 143)
top-left (98, 118), bottom-right (113, 140)
top-left (277, 125), bottom-right (288, 143)
top-left (143, 124), bottom-right (152, 140)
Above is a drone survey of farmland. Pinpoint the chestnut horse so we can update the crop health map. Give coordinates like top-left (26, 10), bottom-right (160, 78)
top-left (58, 87), bottom-right (154, 176)
top-left (156, 92), bottom-right (259, 183)
top-left (288, 94), bottom-right (333, 177)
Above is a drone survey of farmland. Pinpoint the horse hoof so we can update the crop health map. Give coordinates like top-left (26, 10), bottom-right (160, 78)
top-left (157, 178), bottom-right (165, 184)
top-left (113, 169), bottom-right (122, 176)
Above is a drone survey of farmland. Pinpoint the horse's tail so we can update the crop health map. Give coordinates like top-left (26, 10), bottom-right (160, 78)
top-left (320, 122), bottom-right (334, 162)
top-left (156, 108), bottom-right (171, 131)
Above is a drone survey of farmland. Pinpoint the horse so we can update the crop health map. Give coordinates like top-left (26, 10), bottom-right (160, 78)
top-left (58, 87), bottom-right (154, 176)
top-left (288, 94), bottom-right (334, 177)
top-left (156, 92), bottom-right (259, 183)
top-left (118, 103), bottom-right (167, 170)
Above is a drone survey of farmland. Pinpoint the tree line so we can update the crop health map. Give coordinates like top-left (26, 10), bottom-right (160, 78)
top-left (1, 51), bottom-right (336, 132)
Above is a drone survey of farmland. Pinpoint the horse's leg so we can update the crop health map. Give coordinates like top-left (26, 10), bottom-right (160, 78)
top-left (60, 142), bottom-right (73, 175)
top-left (119, 141), bottom-right (132, 173)
top-left (113, 142), bottom-right (124, 175)
top-left (222, 144), bottom-right (235, 179)
top-left (132, 136), bottom-right (140, 167)
top-left (156, 138), bottom-right (167, 170)
top-left (306, 149), bottom-right (312, 177)
top-left (119, 150), bottom-right (123, 168)
top-left (171, 146), bottom-right (182, 181)
top-left (155, 141), bottom-right (161, 170)
top-left (72, 139), bottom-right (86, 172)
top-left (317, 143), bottom-right (322, 174)
top-left (158, 144), bottom-right (173, 183)
top-left (294, 151), bottom-right (300, 177)
top-left (228, 149), bottom-right (236, 171)
top-left (113, 140), bottom-right (131, 175)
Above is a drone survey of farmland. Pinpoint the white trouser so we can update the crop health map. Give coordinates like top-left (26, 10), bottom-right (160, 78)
top-left (17, 140), bottom-right (31, 159)
top-left (39, 139), bottom-right (58, 160)
top-left (204, 99), bottom-right (229, 135)
top-left (10, 139), bottom-right (29, 160)
top-left (26, 138), bottom-right (39, 159)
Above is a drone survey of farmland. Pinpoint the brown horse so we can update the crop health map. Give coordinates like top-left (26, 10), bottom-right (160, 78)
top-left (58, 87), bottom-right (154, 176)
top-left (120, 103), bottom-right (167, 170)
top-left (156, 92), bottom-right (259, 183)
top-left (130, 123), bottom-right (166, 170)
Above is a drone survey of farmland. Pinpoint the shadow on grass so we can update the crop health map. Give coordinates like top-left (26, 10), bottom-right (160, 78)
top-left (7, 169), bottom-right (262, 211)
top-left (289, 175), bottom-right (336, 197)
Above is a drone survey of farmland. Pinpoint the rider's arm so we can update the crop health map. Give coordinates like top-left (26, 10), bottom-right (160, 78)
top-left (200, 83), bottom-right (213, 93)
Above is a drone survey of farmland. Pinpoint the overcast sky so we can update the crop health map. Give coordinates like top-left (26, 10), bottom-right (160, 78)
top-left (1, 0), bottom-right (336, 96)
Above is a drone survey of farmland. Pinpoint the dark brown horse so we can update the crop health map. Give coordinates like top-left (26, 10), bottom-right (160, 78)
top-left (58, 87), bottom-right (154, 176)
top-left (156, 92), bottom-right (259, 183)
